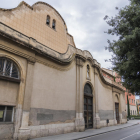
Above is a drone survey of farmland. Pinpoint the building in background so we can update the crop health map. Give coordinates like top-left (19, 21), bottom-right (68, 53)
top-left (125, 90), bottom-right (137, 116)
top-left (0, 1), bottom-right (127, 140)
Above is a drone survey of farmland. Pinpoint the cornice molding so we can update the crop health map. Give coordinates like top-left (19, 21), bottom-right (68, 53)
top-left (0, 22), bottom-right (100, 66)
top-left (0, 22), bottom-right (124, 92)
top-left (93, 65), bottom-right (125, 93)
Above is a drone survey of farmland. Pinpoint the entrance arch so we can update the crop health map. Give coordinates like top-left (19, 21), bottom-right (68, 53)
top-left (84, 83), bottom-right (93, 129)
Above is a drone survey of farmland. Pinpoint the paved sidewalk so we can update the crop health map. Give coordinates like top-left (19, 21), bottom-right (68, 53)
top-left (31, 120), bottom-right (140, 140)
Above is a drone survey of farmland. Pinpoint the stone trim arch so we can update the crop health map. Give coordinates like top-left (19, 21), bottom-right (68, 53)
top-left (83, 81), bottom-right (94, 96)
top-left (0, 53), bottom-right (27, 139)
top-left (0, 54), bottom-right (25, 80)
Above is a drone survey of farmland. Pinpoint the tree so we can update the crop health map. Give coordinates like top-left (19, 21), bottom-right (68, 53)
top-left (104, 0), bottom-right (140, 95)
top-left (127, 95), bottom-right (130, 118)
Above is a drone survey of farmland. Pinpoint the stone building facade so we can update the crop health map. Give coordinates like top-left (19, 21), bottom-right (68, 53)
top-left (0, 1), bottom-right (127, 140)
top-left (102, 68), bottom-right (137, 116)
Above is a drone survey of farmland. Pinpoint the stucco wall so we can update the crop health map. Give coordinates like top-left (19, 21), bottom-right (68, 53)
top-left (30, 62), bottom-right (76, 125)
top-left (120, 93), bottom-right (127, 119)
top-left (0, 124), bottom-right (14, 140)
top-left (97, 75), bottom-right (113, 120)
top-left (0, 80), bottom-right (19, 106)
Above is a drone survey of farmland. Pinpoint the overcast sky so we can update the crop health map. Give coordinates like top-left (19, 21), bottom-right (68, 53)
top-left (0, 0), bottom-right (130, 69)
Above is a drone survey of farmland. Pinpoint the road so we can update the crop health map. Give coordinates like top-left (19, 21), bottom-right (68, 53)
top-left (79, 124), bottom-right (140, 140)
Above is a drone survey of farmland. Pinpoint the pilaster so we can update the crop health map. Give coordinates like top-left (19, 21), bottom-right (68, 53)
top-left (119, 94), bottom-right (123, 124)
top-left (18, 60), bottom-right (35, 140)
top-left (94, 70), bottom-right (100, 128)
top-left (75, 57), bottom-right (85, 132)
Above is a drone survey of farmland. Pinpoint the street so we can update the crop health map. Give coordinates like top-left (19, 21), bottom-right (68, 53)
top-left (79, 124), bottom-right (140, 140)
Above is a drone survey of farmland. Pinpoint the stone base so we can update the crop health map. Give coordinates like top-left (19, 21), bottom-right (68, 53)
top-left (75, 118), bottom-right (85, 132)
top-left (29, 123), bottom-right (75, 139)
top-left (95, 117), bottom-right (100, 129)
top-left (17, 128), bottom-right (30, 140)
top-left (13, 122), bottom-right (76, 140)
top-left (100, 119), bottom-right (115, 128)
top-left (120, 119), bottom-right (127, 124)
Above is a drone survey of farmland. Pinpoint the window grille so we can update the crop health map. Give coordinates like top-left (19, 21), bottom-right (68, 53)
top-left (0, 106), bottom-right (14, 122)
top-left (0, 58), bottom-right (19, 79)
top-left (84, 83), bottom-right (92, 94)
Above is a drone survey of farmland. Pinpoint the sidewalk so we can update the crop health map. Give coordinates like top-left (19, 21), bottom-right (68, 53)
top-left (31, 120), bottom-right (140, 140)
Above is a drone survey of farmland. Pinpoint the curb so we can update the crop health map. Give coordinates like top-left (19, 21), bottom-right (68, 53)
top-left (73, 123), bottom-right (139, 140)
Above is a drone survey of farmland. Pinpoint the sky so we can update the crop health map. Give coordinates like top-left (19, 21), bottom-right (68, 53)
top-left (0, 0), bottom-right (130, 69)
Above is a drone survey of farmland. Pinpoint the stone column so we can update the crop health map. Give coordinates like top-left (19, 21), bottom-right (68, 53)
top-left (75, 57), bottom-right (85, 132)
top-left (94, 70), bottom-right (100, 129)
top-left (14, 78), bottom-right (26, 140)
top-left (18, 60), bottom-right (35, 139)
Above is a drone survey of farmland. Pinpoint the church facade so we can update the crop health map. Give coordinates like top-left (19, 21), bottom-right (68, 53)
top-left (0, 1), bottom-right (127, 140)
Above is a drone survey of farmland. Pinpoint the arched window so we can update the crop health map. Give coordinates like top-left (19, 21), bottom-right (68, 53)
top-left (0, 58), bottom-right (19, 79)
top-left (84, 83), bottom-right (92, 95)
top-left (46, 15), bottom-right (50, 25)
top-left (52, 19), bottom-right (56, 29)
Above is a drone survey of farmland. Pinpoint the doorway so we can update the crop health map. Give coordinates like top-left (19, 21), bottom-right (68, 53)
top-left (115, 103), bottom-right (119, 124)
top-left (84, 83), bottom-right (93, 129)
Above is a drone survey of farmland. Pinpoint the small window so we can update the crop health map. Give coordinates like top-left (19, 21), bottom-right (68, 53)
top-left (46, 15), bottom-right (50, 25)
top-left (132, 99), bottom-right (133, 103)
top-left (129, 99), bottom-right (131, 103)
top-left (52, 19), bottom-right (56, 29)
top-left (87, 65), bottom-right (90, 78)
top-left (0, 106), bottom-right (14, 122)
top-left (134, 100), bottom-right (135, 104)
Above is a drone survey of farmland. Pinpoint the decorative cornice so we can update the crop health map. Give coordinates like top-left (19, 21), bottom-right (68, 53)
top-left (113, 87), bottom-right (124, 94)
top-left (102, 69), bottom-right (114, 79)
top-left (93, 65), bottom-right (125, 93)
top-left (0, 22), bottom-right (124, 92)
top-left (0, 22), bottom-right (100, 66)
top-left (76, 57), bottom-right (85, 67)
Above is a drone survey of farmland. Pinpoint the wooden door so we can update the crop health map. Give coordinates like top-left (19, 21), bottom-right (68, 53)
top-left (115, 103), bottom-right (119, 124)
top-left (84, 96), bottom-right (93, 129)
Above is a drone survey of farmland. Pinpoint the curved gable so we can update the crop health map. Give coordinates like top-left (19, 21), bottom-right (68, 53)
top-left (0, 1), bottom-right (75, 53)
